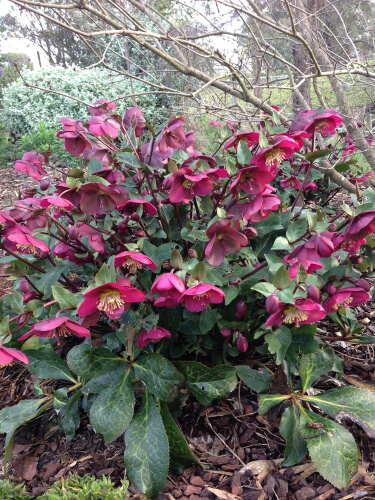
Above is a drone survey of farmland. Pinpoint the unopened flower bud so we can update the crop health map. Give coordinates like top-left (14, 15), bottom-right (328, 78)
top-left (265, 293), bottom-right (280, 314)
top-left (162, 178), bottom-right (172, 191)
top-left (188, 248), bottom-right (198, 259)
top-left (229, 277), bottom-right (242, 285)
top-left (19, 279), bottom-right (30, 293)
top-left (39, 179), bottom-right (50, 191)
top-left (117, 277), bottom-right (132, 287)
top-left (16, 313), bottom-right (28, 326)
top-left (116, 245), bottom-right (123, 253)
top-left (307, 285), bottom-right (321, 303)
top-left (235, 301), bottom-right (246, 319)
top-left (22, 291), bottom-right (37, 303)
top-left (356, 279), bottom-right (370, 292)
top-left (117, 220), bottom-right (128, 235)
top-left (69, 225), bottom-right (79, 239)
top-left (110, 170), bottom-right (123, 183)
top-left (131, 213), bottom-right (140, 222)
top-left (243, 227), bottom-right (258, 238)
top-left (349, 255), bottom-right (363, 265)
top-left (135, 229), bottom-right (146, 237)
top-left (328, 223), bottom-right (336, 231)
top-left (133, 173), bottom-right (142, 184)
top-left (237, 334), bottom-right (248, 353)
top-left (220, 328), bottom-right (231, 338)
top-left (357, 121), bottom-right (363, 128)
top-left (326, 284), bottom-right (336, 295)
top-left (142, 189), bottom-right (148, 197)
top-left (38, 251), bottom-right (49, 260)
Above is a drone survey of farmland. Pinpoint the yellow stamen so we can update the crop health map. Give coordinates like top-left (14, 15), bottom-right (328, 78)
top-left (182, 179), bottom-right (195, 189)
top-left (16, 243), bottom-right (38, 255)
top-left (193, 292), bottom-right (210, 301)
top-left (332, 296), bottom-right (353, 311)
top-left (265, 147), bottom-right (286, 167)
top-left (97, 290), bottom-right (125, 312)
top-left (122, 257), bottom-right (143, 270)
top-left (283, 305), bottom-right (308, 324)
top-left (314, 119), bottom-right (330, 133)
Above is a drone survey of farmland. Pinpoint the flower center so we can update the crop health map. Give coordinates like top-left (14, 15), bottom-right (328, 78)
top-left (265, 147), bottom-right (286, 167)
top-left (122, 257), bottom-right (143, 270)
top-left (97, 290), bottom-right (125, 312)
top-left (283, 305), bottom-right (308, 325)
top-left (16, 243), bottom-right (38, 255)
top-left (332, 296), bottom-right (353, 311)
top-left (193, 292), bottom-right (210, 301)
top-left (314, 119), bottom-right (329, 133)
top-left (50, 204), bottom-right (68, 212)
top-left (182, 179), bottom-right (195, 189)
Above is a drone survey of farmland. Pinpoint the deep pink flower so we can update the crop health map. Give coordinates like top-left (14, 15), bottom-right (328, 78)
top-left (182, 130), bottom-right (198, 156)
top-left (323, 287), bottom-right (369, 313)
top-left (140, 141), bottom-right (172, 169)
top-left (169, 167), bottom-right (213, 203)
top-left (119, 198), bottom-right (157, 216)
top-left (287, 260), bottom-right (324, 280)
top-left (89, 116), bottom-right (121, 139)
top-left (289, 109), bottom-right (343, 138)
top-left (83, 143), bottom-right (112, 168)
top-left (181, 155), bottom-right (218, 171)
top-left (209, 120), bottom-right (221, 127)
top-left (151, 273), bottom-right (186, 306)
top-left (15, 152), bottom-right (46, 181)
top-left (55, 183), bottom-right (82, 206)
top-left (230, 166), bottom-right (275, 196)
top-left (334, 233), bottom-right (366, 254)
top-left (0, 346), bottom-right (28, 366)
top-left (40, 196), bottom-right (74, 212)
top-left (158, 117), bottom-right (186, 152)
top-left (18, 317), bottom-right (90, 344)
top-left (251, 135), bottom-right (300, 170)
top-left (114, 251), bottom-right (157, 271)
top-left (280, 176), bottom-right (302, 189)
top-left (205, 168), bottom-right (230, 182)
top-left (94, 168), bottom-right (124, 184)
top-left (349, 171), bottom-right (373, 185)
top-left (179, 283), bottom-right (225, 312)
top-left (0, 211), bottom-right (17, 228)
top-left (123, 107), bottom-right (146, 137)
top-left (265, 298), bottom-right (325, 327)
top-left (79, 183), bottom-right (129, 215)
top-left (343, 210), bottom-right (375, 241)
top-left (88, 99), bottom-right (116, 116)
top-left (3, 225), bottom-right (50, 255)
top-left (136, 326), bottom-right (172, 348)
top-left (205, 219), bottom-right (248, 266)
top-left (78, 282), bottom-right (145, 319)
top-left (53, 242), bottom-right (88, 266)
top-left (229, 189), bottom-right (280, 221)
top-left (57, 118), bottom-right (91, 156)
top-left (223, 131), bottom-right (260, 151)
top-left (78, 224), bottom-right (106, 253)
top-left (304, 181), bottom-right (318, 191)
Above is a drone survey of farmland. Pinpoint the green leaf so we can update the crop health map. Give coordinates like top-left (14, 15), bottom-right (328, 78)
top-left (258, 394), bottom-right (289, 415)
top-left (95, 263), bottom-right (111, 286)
top-left (271, 237), bottom-right (292, 251)
top-left (286, 219), bottom-right (307, 243)
top-left (52, 285), bottom-right (77, 309)
top-left (265, 326), bottom-right (292, 364)
top-left (305, 149), bottom-right (331, 162)
top-left (259, 128), bottom-right (269, 149)
top-left (24, 348), bottom-right (76, 382)
top-left (300, 410), bottom-right (358, 489)
top-left (304, 386), bottom-right (375, 437)
top-left (90, 366), bottom-right (135, 443)
top-left (141, 241), bottom-right (178, 272)
top-left (88, 158), bottom-right (104, 174)
top-left (170, 249), bottom-right (183, 268)
top-left (124, 392), bottom-right (169, 499)
top-left (251, 282), bottom-right (276, 297)
top-left (237, 141), bottom-right (252, 165)
top-left (199, 308), bottom-right (222, 334)
top-left (159, 401), bottom-right (201, 472)
top-left (134, 354), bottom-right (185, 402)
top-left (36, 264), bottom-right (69, 299)
top-left (279, 405), bottom-right (307, 466)
top-left (273, 265), bottom-right (291, 290)
top-left (175, 362), bottom-right (237, 406)
top-left (117, 152), bottom-right (142, 168)
top-left (236, 365), bottom-right (272, 394)
top-left (8, 291), bottom-right (24, 314)
top-left (58, 393), bottom-right (81, 442)
top-left (224, 285), bottom-right (239, 305)
top-left (67, 344), bottom-right (124, 380)
top-left (299, 348), bottom-right (335, 392)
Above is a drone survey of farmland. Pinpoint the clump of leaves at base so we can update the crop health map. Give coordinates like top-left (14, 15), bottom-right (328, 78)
top-left (0, 103), bottom-right (375, 497)
top-left (0, 480), bottom-right (33, 500)
top-left (40, 475), bottom-right (129, 500)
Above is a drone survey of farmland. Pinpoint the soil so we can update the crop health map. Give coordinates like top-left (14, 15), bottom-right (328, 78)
top-left (0, 167), bottom-right (375, 499)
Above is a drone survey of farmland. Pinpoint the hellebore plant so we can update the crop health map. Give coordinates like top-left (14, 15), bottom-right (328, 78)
top-left (1, 104), bottom-right (375, 498)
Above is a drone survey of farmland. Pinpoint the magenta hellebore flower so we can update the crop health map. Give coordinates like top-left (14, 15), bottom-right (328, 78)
top-left (57, 118), bottom-right (91, 156)
top-left (251, 135), bottom-right (300, 170)
top-left (40, 196), bottom-right (75, 212)
top-left (289, 109), bottom-right (343, 138)
top-left (205, 219), bottom-right (248, 267)
top-left (229, 189), bottom-right (280, 222)
top-left (0, 211), bottom-right (17, 228)
top-left (343, 210), bottom-right (375, 242)
top-left (119, 198), bottom-right (157, 216)
top-left (151, 273), bottom-right (186, 308)
top-left (78, 224), bottom-right (106, 253)
top-left (158, 117), bottom-right (186, 153)
top-left (3, 225), bottom-right (50, 256)
top-left (95, 168), bottom-right (125, 184)
top-left (169, 167), bottom-right (213, 203)
top-left (209, 120), bottom-right (221, 127)
top-left (15, 151), bottom-right (47, 181)
top-left (83, 144), bottom-right (113, 169)
top-left (79, 182), bottom-right (129, 215)
top-left (114, 251), bottom-right (157, 272)
top-left (18, 317), bottom-right (91, 344)
top-left (179, 283), bottom-right (225, 313)
top-left (223, 131), bottom-right (260, 150)
top-left (136, 326), bottom-right (172, 349)
top-left (123, 107), bottom-right (146, 137)
top-left (280, 176), bottom-right (302, 189)
top-left (141, 141), bottom-right (172, 169)
top-left (323, 287), bottom-right (369, 313)
top-left (0, 345), bottom-right (28, 366)
top-left (265, 298), bottom-right (326, 327)
top-left (230, 166), bottom-right (275, 196)
top-left (78, 282), bottom-right (145, 319)
top-left (53, 242), bottom-right (89, 266)
top-left (89, 116), bottom-right (121, 139)
top-left (88, 99), bottom-right (116, 116)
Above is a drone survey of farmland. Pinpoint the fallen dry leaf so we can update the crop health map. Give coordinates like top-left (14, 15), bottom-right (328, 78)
top-left (22, 456), bottom-right (39, 481)
top-left (206, 487), bottom-right (242, 500)
top-left (239, 458), bottom-right (283, 476)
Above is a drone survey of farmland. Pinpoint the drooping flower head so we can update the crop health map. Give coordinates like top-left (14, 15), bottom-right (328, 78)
top-left (342, 210), bottom-right (375, 242)
top-left (119, 198), bottom-right (157, 216)
top-left (158, 117), bottom-right (186, 153)
top-left (18, 317), bottom-right (91, 344)
top-left (57, 118), bottom-right (91, 156)
top-left (151, 273), bottom-right (186, 308)
top-left (323, 287), bottom-right (369, 314)
top-left (15, 151), bottom-right (47, 181)
top-left (265, 298), bottom-right (326, 327)
top-left (88, 99), bottom-right (116, 116)
top-left (229, 188), bottom-right (280, 222)
top-left (169, 167), bottom-right (213, 204)
top-left (0, 346), bottom-right (29, 366)
top-left (3, 225), bottom-right (50, 256)
top-left (251, 135), bottom-right (300, 170)
top-left (230, 166), bottom-right (275, 196)
top-left (114, 251), bottom-right (157, 272)
top-left (123, 107), bottom-right (146, 137)
top-left (140, 141), bottom-right (172, 169)
top-left (40, 196), bottom-right (75, 214)
top-left (79, 182), bottom-right (129, 215)
top-left (280, 176), bottom-right (302, 190)
top-left (78, 224), bottom-right (106, 253)
top-left (136, 326), bottom-right (172, 348)
top-left (223, 131), bottom-right (260, 151)
top-left (289, 109), bottom-right (343, 138)
top-left (0, 211), bottom-right (17, 228)
top-left (89, 116), bottom-right (121, 139)
top-left (78, 282), bottom-right (145, 319)
top-left (179, 283), bottom-right (225, 312)
top-left (205, 219), bottom-right (248, 267)
top-left (83, 143), bottom-right (113, 168)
